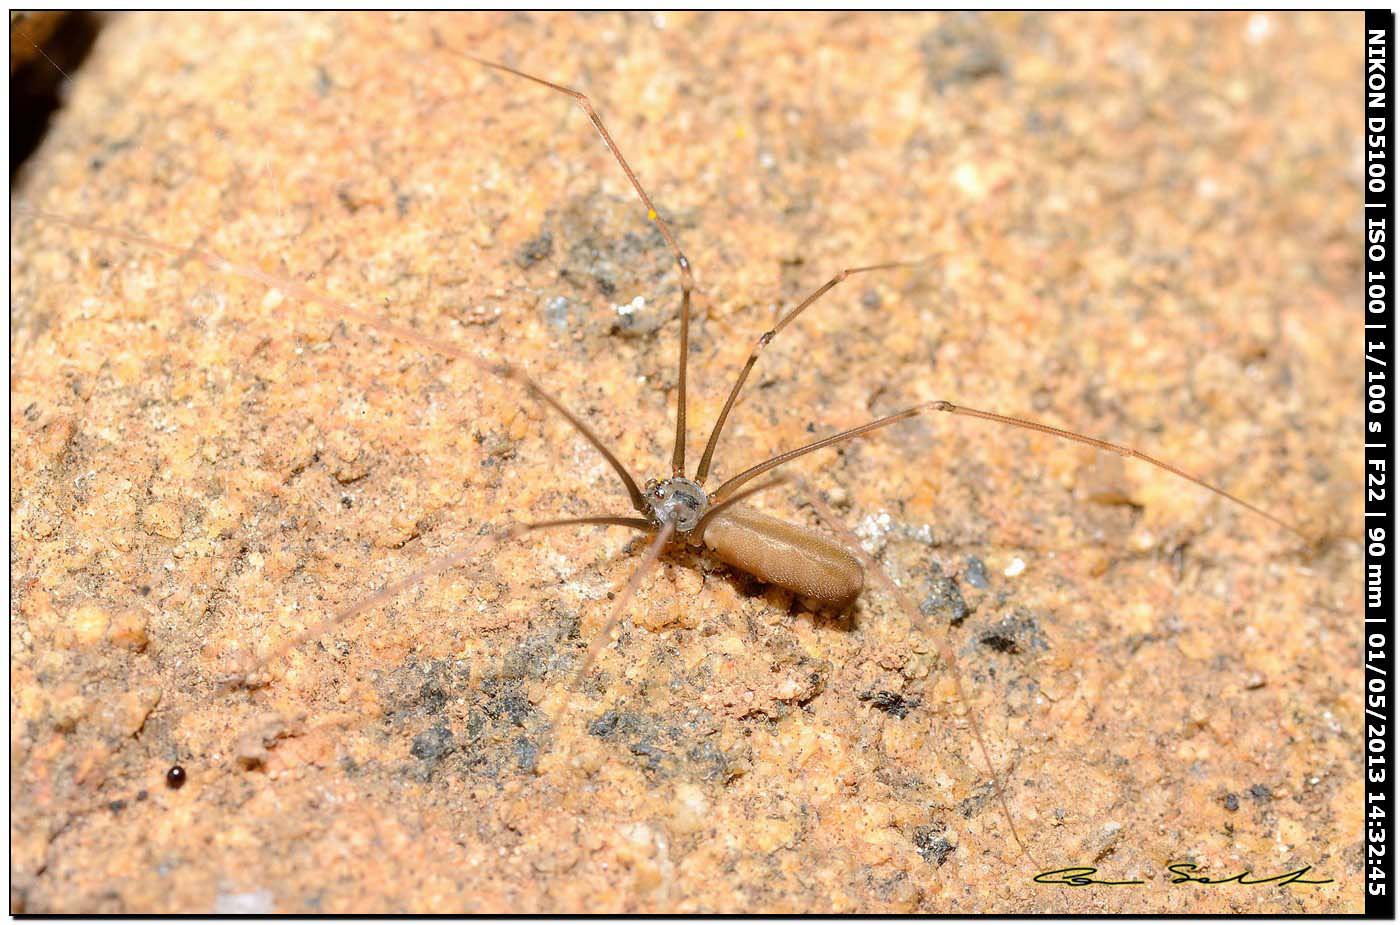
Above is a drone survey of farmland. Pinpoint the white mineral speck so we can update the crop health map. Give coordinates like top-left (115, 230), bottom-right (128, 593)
top-left (952, 162), bottom-right (985, 198)
top-left (213, 889), bottom-right (275, 915)
top-left (1004, 557), bottom-right (1025, 577)
top-left (1245, 13), bottom-right (1273, 45)
top-left (854, 511), bottom-right (893, 553)
top-left (615, 295), bottom-right (645, 317)
top-left (544, 295), bottom-right (571, 330)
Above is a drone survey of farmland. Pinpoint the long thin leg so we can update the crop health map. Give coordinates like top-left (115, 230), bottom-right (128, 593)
top-left (713, 399), bottom-right (1302, 537)
top-left (713, 404), bottom-right (925, 502)
top-left (797, 480), bottom-right (1034, 864)
top-left (693, 260), bottom-right (924, 486)
top-left (489, 362), bottom-right (648, 514)
top-left (928, 400), bottom-right (1305, 538)
top-left (17, 208), bottom-right (649, 515)
top-left (225, 514), bottom-right (652, 689)
top-left (573, 520), bottom-right (676, 684)
top-left (461, 54), bottom-right (696, 476)
top-left (520, 515), bottom-right (652, 533)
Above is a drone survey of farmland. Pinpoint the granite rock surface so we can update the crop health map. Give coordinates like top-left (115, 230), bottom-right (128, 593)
top-left (11, 11), bottom-right (1362, 913)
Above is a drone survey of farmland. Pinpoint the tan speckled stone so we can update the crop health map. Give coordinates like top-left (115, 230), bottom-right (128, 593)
top-left (12, 11), bottom-right (1361, 914)
top-left (107, 608), bottom-right (150, 651)
top-left (139, 501), bottom-right (183, 540)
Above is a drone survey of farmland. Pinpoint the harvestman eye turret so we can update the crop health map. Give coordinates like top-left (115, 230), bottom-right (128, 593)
top-left (19, 45), bottom-right (1307, 865)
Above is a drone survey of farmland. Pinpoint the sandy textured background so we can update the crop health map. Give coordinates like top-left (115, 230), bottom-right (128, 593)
top-left (11, 12), bottom-right (1363, 913)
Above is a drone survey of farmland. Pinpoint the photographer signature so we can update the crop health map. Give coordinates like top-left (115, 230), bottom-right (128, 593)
top-left (1034, 863), bottom-right (1334, 888)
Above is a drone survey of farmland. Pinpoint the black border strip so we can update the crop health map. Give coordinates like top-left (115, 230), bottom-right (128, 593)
top-left (1365, 7), bottom-right (1395, 920)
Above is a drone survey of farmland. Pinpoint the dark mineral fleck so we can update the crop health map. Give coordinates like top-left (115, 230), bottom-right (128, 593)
top-left (410, 725), bottom-right (455, 761)
top-left (588, 710), bottom-right (646, 739)
top-left (912, 823), bottom-right (955, 865)
top-left (980, 632), bottom-right (1018, 654)
top-left (919, 14), bottom-right (1007, 91)
top-left (976, 611), bottom-right (1047, 656)
top-left (628, 741), bottom-right (667, 772)
top-left (964, 555), bottom-right (990, 590)
top-left (514, 736), bottom-right (539, 773)
top-left (514, 230), bottom-right (554, 268)
top-left (858, 689), bottom-right (921, 719)
top-left (920, 563), bottom-right (969, 625)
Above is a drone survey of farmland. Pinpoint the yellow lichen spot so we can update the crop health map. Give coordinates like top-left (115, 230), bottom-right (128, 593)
top-left (647, 208), bottom-right (657, 221)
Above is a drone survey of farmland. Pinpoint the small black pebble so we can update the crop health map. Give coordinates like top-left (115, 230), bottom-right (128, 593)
top-left (135, 789), bottom-right (149, 802)
top-left (107, 799), bottom-right (126, 814)
top-left (165, 765), bottom-right (186, 789)
top-left (1223, 792), bottom-right (1240, 812)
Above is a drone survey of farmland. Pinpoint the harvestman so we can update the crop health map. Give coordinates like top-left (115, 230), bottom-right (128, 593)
top-left (21, 49), bottom-right (1306, 863)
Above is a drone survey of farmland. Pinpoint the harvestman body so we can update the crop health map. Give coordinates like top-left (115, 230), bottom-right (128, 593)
top-left (21, 47), bottom-right (1305, 864)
